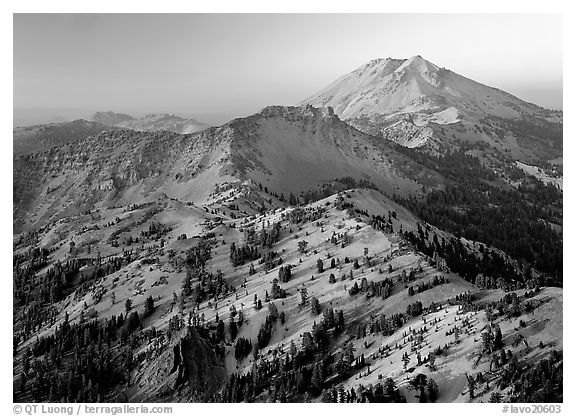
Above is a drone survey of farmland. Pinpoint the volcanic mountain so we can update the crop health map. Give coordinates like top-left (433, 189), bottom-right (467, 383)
top-left (301, 56), bottom-right (562, 162)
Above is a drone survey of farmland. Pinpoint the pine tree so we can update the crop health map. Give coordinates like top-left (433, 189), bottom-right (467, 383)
top-left (494, 325), bottom-right (503, 349)
top-left (349, 282), bottom-right (359, 295)
top-left (324, 308), bottom-right (335, 328)
top-left (466, 374), bottom-right (476, 399)
top-left (427, 378), bottom-right (439, 402)
top-left (268, 302), bottom-right (279, 321)
top-left (253, 343), bottom-right (259, 360)
top-left (300, 287), bottom-right (308, 306)
top-left (429, 352), bottom-right (436, 371)
top-left (310, 297), bottom-right (321, 315)
top-left (336, 355), bottom-right (350, 378)
top-left (344, 342), bottom-right (355, 364)
top-left (302, 332), bottom-right (314, 355)
top-left (216, 320), bottom-right (225, 342)
top-left (229, 319), bottom-right (238, 341)
top-left (311, 363), bottom-right (324, 393)
top-left (336, 310), bottom-right (345, 332)
top-left (126, 311), bottom-right (140, 332)
top-left (144, 296), bottom-right (154, 317)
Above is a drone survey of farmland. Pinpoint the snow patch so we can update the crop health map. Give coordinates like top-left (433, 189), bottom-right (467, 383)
top-left (515, 161), bottom-right (563, 190)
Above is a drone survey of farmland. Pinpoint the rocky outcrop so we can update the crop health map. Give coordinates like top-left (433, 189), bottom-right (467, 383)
top-left (131, 327), bottom-right (226, 402)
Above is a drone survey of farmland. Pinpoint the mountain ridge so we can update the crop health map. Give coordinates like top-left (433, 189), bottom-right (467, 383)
top-left (13, 119), bottom-right (121, 156)
top-left (13, 105), bottom-right (442, 233)
top-left (92, 111), bottom-right (210, 134)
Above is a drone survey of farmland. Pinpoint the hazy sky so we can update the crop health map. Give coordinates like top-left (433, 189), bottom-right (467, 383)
top-left (14, 14), bottom-right (563, 121)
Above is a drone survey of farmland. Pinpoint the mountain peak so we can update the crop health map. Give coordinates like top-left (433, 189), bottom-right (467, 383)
top-left (395, 55), bottom-right (440, 76)
top-left (301, 55), bottom-right (543, 120)
top-left (359, 56), bottom-right (434, 73)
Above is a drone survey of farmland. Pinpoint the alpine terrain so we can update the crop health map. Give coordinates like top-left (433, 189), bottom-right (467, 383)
top-left (13, 56), bottom-right (562, 404)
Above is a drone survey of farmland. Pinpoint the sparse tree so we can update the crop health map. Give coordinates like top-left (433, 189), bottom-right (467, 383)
top-left (144, 296), bottom-right (154, 317)
top-left (268, 302), bottom-right (279, 321)
top-left (466, 374), bottom-right (476, 399)
top-left (494, 325), bottom-right (503, 349)
top-left (310, 297), bottom-right (321, 315)
top-left (300, 287), bottom-right (308, 306)
top-left (229, 319), bottom-right (237, 341)
top-left (316, 259), bottom-right (324, 273)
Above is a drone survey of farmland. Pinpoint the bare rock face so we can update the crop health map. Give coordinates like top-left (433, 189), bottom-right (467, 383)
top-left (131, 327), bottom-right (226, 402)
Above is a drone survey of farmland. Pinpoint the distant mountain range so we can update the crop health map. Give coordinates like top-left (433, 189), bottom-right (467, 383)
top-left (92, 111), bottom-right (210, 134)
top-left (13, 112), bottom-right (211, 157)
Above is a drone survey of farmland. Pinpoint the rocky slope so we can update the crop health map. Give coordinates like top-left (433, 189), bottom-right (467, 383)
top-left (14, 105), bottom-right (442, 233)
top-left (13, 119), bottom-right (119, 156)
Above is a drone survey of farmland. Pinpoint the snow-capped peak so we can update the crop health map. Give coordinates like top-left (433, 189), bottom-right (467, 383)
top-left (396, 55), bottom-right (440, 75)
top-left (300, 55), bottom-right (543, 121)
